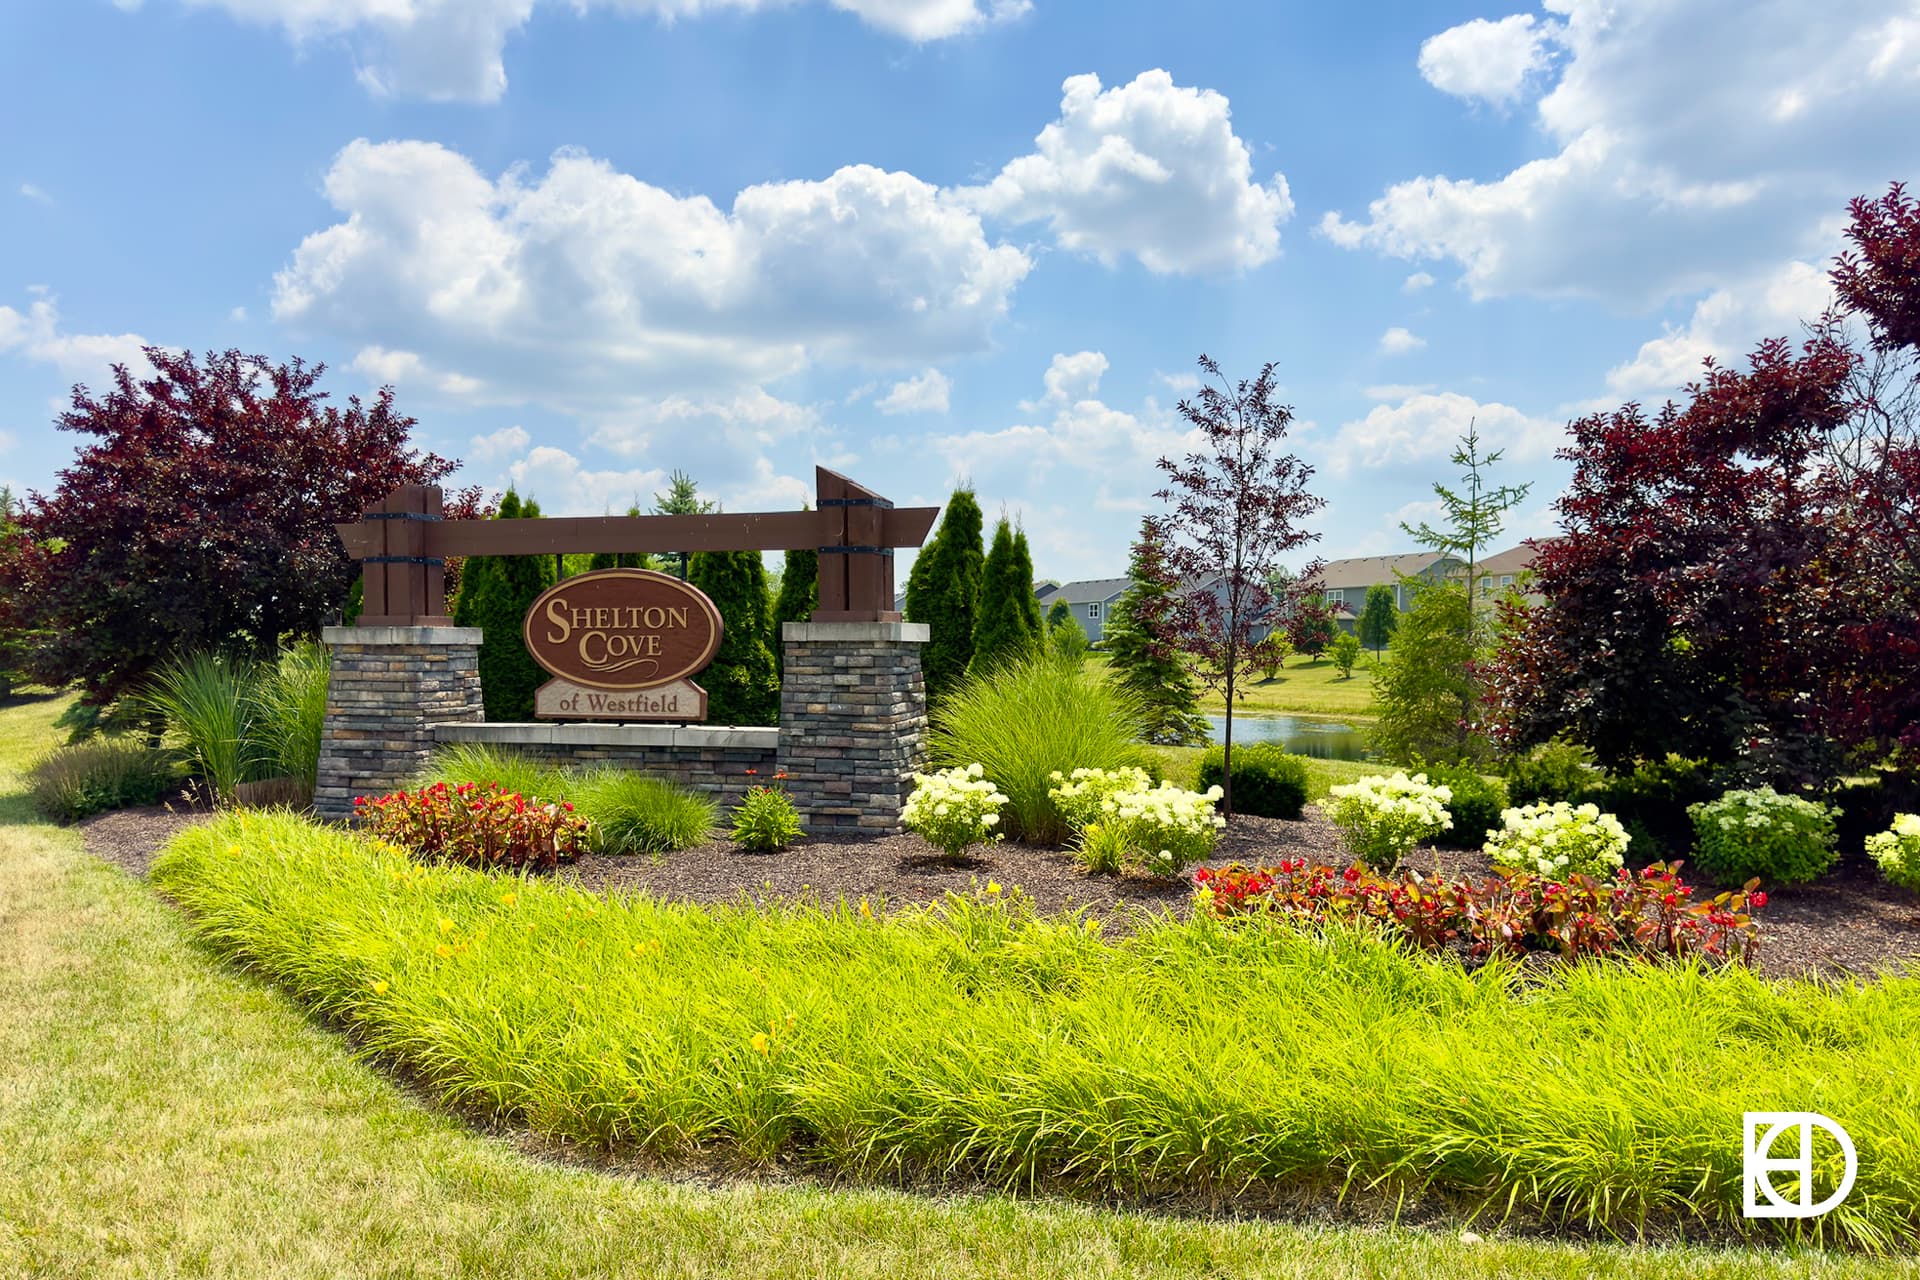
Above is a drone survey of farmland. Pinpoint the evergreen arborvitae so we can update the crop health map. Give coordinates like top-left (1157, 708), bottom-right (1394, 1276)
top-left (969, 517), bottom-right (1039, 675)
top-left (771, 540), bottom-right (818, 679)
top-left (1012, 528), bottom-right (1044, 638)
top-left (452, 489), bottom-right (554, 721)
top-left (1104, 518), bottom-right (1211, 746)
top-left (903, 488), bottom-right (984, 701)
top-left (689, 549), bottom-right (779, 726)
top-left (1045, 600), bottom-right (1071, 630)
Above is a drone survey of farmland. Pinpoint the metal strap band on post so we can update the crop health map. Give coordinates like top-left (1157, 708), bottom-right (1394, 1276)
top-left (363, 511), bottom-right (445, 521)
top-left (817, 545), bottom-right (895, 556)
top-left (364, 555), bottom-right (446, 566)
top-left (818, 497), bottom-right (894, 510)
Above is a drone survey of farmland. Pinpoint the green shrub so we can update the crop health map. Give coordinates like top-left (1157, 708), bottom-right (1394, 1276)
top-left (1412, 762), bottom-right (1506, 848)
top-left (1688, 787), bottom-right (1837, 887)
top-left (902, 764), bottom-right (1008, 860)
top-left (145, 651), bottom-right (258, 805)
top-left (1503, 740), bottom-right (1600, 807)
top-left (1323, 771), bottom-right (1455, 870)
top-left (1484, 801), bottom-right (1629, 879)
top-left (1585, 755), bottom-right (1717, 862)
top-left (732, 780), bottom-right (802, 852)
top-left (572, 770), bottom-right (716, 855)
top-left (928, 651), bottom-right (1146, 844)
top-left (1867, 814), bottom-right (1920, 893)
top-left (153, 808), bottom-right (1920, 1249)
top-left (28, 739), bottom-right (178, 822)
top-left (415, 742), bottom-right (572, 803)
top-left (1196, 743), bottom-right (1308, 820)
top-left (1072, 820), bottom-right (1130, 874)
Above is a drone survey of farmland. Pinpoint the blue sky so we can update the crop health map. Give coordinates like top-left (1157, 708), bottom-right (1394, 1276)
top-left (3, 0), bottom-right (1914, 580)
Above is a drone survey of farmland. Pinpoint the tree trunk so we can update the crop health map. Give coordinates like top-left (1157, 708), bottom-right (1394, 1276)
top-left (1221, 668), bottom-right (1235, 819)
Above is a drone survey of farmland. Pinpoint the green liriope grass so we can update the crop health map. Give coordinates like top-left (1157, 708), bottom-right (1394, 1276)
top-left (155, 810), bottom-right (1920, 1251)
top-left (930, 651), bottom-right (1150, 844)
top-left (572, 768), bottom-right (717, 855)
top-left (27, 738), bottom-right (179, 822)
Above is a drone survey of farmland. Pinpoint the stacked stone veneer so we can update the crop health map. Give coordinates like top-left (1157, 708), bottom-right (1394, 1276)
top-left (775, 621), bottom-right (929, 833)
top-left (314, 626), bottom-right (484, 820)
top-left (314, 620), bottom-right (928, 832)
top-left (430, 723), bottom-right (777, 801)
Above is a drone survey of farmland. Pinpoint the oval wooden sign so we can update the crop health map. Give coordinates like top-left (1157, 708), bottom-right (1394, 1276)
top-left (522, 569), bottom-right (726, 691)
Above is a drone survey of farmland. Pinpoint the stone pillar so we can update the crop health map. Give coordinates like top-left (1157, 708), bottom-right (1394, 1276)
top-left (777, 621), bottom-right (929, 834)
top-left (314, 626), bottom-right (483, 821)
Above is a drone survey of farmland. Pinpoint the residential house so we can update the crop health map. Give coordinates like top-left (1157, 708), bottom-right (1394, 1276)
top-left (1317, 553), bottom-right (1466, 632)
top-left (1037, 577), bottom-right (1130, 642)
top-left (1472, 544), bottom-right (1540, 604)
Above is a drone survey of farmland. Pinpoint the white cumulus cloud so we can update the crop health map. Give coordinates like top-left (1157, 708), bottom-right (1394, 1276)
top-left (1320, 390), bottom-right (1561, 476)
top-left (1323, 0), bottom-right (1920, 306)
top-left (272, 140), bottom-right (1030, 414)
top-left (875, 368), bottom-right (952, 414)
top-left (121, 0), bottom-right (1026, 102)
top-left (468, 424), bottom-right (532, 461)
top-left (1600, 259), bottom-right (1836, 401)
top-left (0, 294), bottom-right (153, 385)
top-left (1418, 13), bottom-right (1560, 106)
top-left (1378, 326), bottom-right (1427, 355)
top-left (962, 70), bottom-right (1294, 275)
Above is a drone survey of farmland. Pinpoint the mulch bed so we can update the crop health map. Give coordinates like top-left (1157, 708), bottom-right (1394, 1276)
top-left (79, 802), bottom-right (1920, 982)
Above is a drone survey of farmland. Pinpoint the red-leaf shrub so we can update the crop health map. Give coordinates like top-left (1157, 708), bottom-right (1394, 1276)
top-left (1192, 859), bottom-right (1762, 966)
top-left (355, 782), bottom-right (591, 871)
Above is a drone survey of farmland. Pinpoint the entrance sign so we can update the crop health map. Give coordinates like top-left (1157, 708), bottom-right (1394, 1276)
top-left (524, 569), bottom-right (723, 691)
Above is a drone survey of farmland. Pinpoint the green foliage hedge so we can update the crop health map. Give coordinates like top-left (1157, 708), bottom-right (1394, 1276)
top-left (1412, 762), bottom-right (1507, 849)
top-left (1196, 743), bottom-right (1308, 819)
top-left (1503, 740), bottom-right (1601, 808)
top-left (155, 809), bottom-right (1920, 1249)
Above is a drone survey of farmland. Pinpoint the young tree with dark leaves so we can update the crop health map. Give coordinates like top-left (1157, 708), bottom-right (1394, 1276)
top-left (1288, 599), bottom-right (1337, 658)
top-left (1153, 355), bottom-right (1325, 816)
top-left (0, 349), bottom-right (462, 720)
top-left (1103, 517), bottom-right (1211, 746)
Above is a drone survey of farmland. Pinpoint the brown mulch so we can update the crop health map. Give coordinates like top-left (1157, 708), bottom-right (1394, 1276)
top-left (77, 802), bottom-right (1920, 982)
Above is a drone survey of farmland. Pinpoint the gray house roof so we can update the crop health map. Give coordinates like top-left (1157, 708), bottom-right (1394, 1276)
top-left (1475, 544), bottom-right (1537, 577)
top-left (1046, 577), bottom-right (1131, 605)
top-left (1319, 553), bottom-right (1452, 590)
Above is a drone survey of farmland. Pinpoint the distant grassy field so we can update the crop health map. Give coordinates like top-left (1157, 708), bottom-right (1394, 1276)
top-left (1088, 651), bottom-right (1379, 721)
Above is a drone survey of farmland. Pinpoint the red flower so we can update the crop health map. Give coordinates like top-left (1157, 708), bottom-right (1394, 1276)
top-left (1749, 891), bottom-right (1768, 909)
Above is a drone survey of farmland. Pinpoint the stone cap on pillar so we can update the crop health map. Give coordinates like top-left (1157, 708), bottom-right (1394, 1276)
top-left (782, 621), bottom-right (930, 644)
top-left (321, 625), bottom-right (484, 646)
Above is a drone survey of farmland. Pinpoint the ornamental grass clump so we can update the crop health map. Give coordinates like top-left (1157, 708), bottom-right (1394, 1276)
top-left (1323, 771), bottom-right (1452, 870)
top-left (1687, 786), bottom-right (1837, 887)
top-left (1484, 801), bottom-right (1629, 880)
top-left (1867, 813), bottom-right (1920, 893)
top-left (902, 763), bottom-right (1008, 861)
top-left (415, 742), bottom-right (572, 803)
top-left (572, 769), bottom-right (716, 856)
top-left (28, 739), bottom-right (179, 822)
top-left (356, 781), bottom-right (591, 872)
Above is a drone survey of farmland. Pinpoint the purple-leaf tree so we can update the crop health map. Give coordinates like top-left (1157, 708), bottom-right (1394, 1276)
top-left (1154, 355), bottom-right (1326, 817)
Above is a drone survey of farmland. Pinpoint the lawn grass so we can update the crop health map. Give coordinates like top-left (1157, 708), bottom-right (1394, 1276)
top-left (1, 691), bottom-right (1913, 1277)
top-left (1089, 651), bottom-right (1380, 720)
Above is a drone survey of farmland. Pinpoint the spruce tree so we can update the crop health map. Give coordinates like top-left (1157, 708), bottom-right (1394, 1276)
top-left (903, 488), bottom-right (984, 701)
top-left (1357, 582), bottom-right (1398, 656)
top-left (970, 517), bottom-right (1040, 675)
top-left (771, 540), bottom-right (818, 679)
top-left (654, 471), bottom-right (714, 580)
top-left (452, 489), bottom-right (554, 721)
top-left (689, 549), bottom-right (778, 725)
top-left (1104, 518), bottom-right (1211, 746)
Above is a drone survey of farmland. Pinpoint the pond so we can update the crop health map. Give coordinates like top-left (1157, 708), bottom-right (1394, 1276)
top-left (1205, 713), bottom-right (1375, 761)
